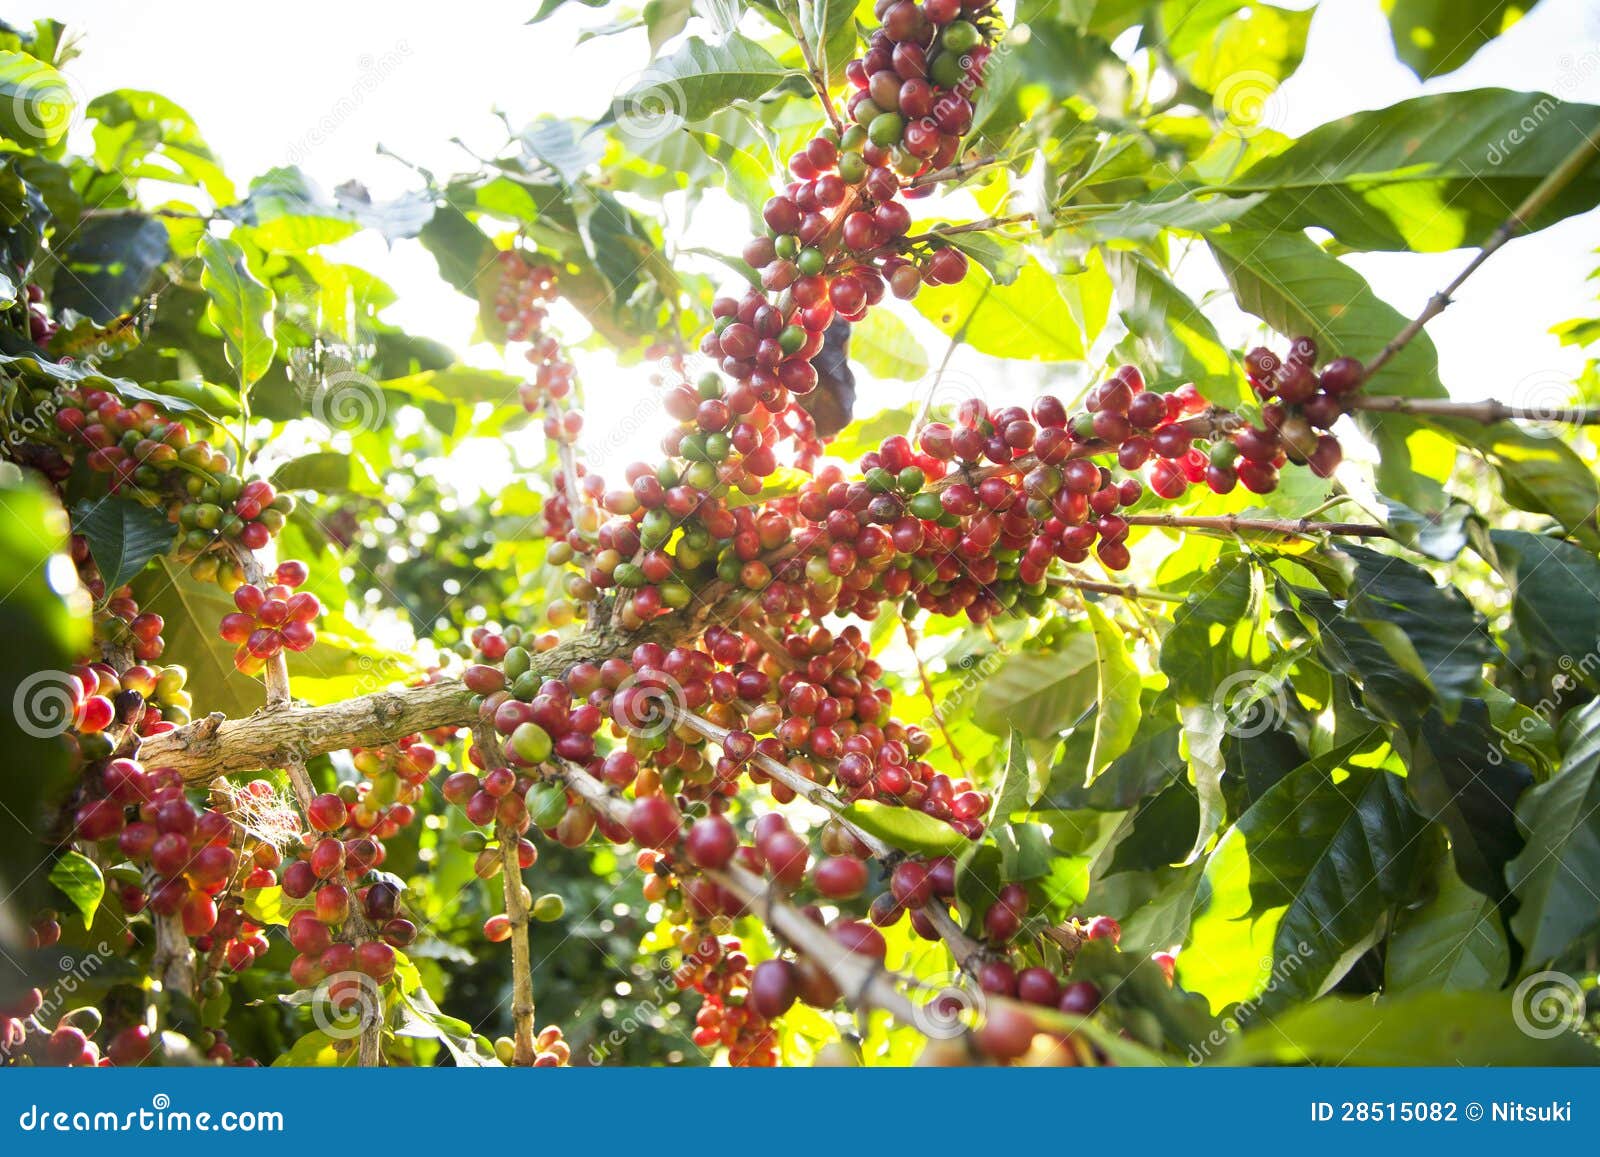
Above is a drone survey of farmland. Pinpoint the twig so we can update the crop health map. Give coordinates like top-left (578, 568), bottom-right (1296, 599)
top-left (476, 724), bottom-right (536, 1066)
top-left (909, 311), bottom-right (978, 441)
top-left (1349, 395), bottom-right (1600, 425)
top-left (1123, 513), bottom-right (1391, 538)
top-left (557, 761), bottom-right (925, 1023)
top-left (905, 155), bottom-right (1007, 189)
top-left (900, 619), bottom-right (968, 776)
top-left (1365, 131), bottom-right (1600, 378)
top-left (1050, 575), bottom-right (1185, 603)
top-left (780, 0), bottom-right (843, 133)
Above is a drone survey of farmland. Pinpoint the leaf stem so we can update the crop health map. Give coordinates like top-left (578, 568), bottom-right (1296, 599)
top-left (1366, 130), bottom-right (1600, 378)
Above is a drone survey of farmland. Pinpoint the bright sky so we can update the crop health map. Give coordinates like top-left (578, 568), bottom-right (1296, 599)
top-left (19, 0), bottom-right (1600, 471)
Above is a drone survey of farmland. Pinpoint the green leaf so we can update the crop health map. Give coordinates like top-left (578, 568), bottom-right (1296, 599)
top-left (1104, 250), bottom-right (1245, 406)
top-left (1221, 989), bottom-right (1598, 1065)
top-left (610, 35), bottom-right (792, 130)
top-left (271, 451), bottom-right (382, 496)
top-left (1181, 737), bottom-right (1421, 1016)
top-left (1159, 553), bottom-right (1257, 705)
top-left (1038, 720), bottom-right (1184, 812)
top-left (1387, 853), bottom-right (1509, 993)
top-left (849, 308), bottom-right (928, 381)
top-left (51, 212), bottom-right (171, 323)
top-left (1178, 703), bottom-right (1227, 863)
top-left (1506, 699), bottom-right (1600, 966)
top-left (914, 259), bottom-right (1087, 361)
top-left (942, 231), bottom-right (1024, 287)
top-left (839, 800), bottom-right (968, 856)
top-left (1084, 602), bottom-right (1141, 779)
top-left (1208, 228), bottom-right (1438, 399)
top-left (971, 633), bottom-right (1096, 739)
top-left (243, 885), bottom-right (311, 927)
top-left (1161, 0), bottom-right (1312, 92)
top-left (1384, 497), bottom-right (1475, 561)
top-left (645, 0), bottom-right (693, 54)
top-left (1224, 90), bottom-right (1600, 251)
top-left (1489, 530), bottom-right (1600, 687)
top-left (1399, 702), bottom-right (1532, 899)
top-left (70, 496), bottom-right (178, 593)
top-left (1384, 0), bottom-right (1544, 79)
top-left (0, 50), bottom-right (74, 147)
top-left (1291, 545), bottom-right (1491, 725)
top-left (198, 233), bottom-right (276, 391)
top-left (49, 851), bottom-right (103, 928)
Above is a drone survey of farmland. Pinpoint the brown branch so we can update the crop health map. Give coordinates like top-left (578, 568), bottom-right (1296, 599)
top-left (475, 725), bottom-right (537, 1066)
top-left (139, 620), bottom-right (666, 782)
top-left (1366, 131), bottom-right (1600, 378)
top-left (905, 155), bottom-right (1007, 189)
top-left (1349, 395), bottom-right (1600, 425)
top-left (1124, 513), bottom-right (1391, 538)
top-left (1051, 575), bottom-right (1186, 603)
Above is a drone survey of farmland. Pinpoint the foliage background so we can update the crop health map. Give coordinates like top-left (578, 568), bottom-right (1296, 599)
top-left (2, 0), bottom-right (1600, 1066)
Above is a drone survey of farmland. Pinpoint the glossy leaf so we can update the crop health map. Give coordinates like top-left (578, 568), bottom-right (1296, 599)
top-left (199, 233), bottom-right (276, 391)
top-left (1387, 853), bottom-right (1510, 993)
top-left (1384, 0), bottom-right (1544, 79)
top-left (1506, 699), bottom-right (1600, 966)
top-left (1225, 91), bottom-right (1600, 251)
top-left (1181, 737), bottom-right (1421, 1015)
top-left (70, 496), bottom-right (178, 594)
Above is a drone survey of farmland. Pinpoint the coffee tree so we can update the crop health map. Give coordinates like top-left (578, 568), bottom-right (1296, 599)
top-left (3, 2), bottom-right (1600, 1067)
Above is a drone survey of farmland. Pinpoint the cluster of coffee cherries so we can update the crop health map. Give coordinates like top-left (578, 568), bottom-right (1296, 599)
top-left (674, 930), bottom-right (777, 1066)
top-left (700, 0), bottom-right (997, 421)
top-left (71, 758), bottom-right (249, 944)
top-left (52, 386), bottom-right (294, 561)
top-left (216, 560), bottom-right (320, 674)
top-left (0, 1000), bottom-right (105, 1067)
top-left (23, 281), bottom-right (57, 346)
top-left (279, 762), bottom-right (429, 990)
top-left (62, 660), bottom-right (191, 761)
top-left (492, 1024), bottom-right (571, 1067)
top-left (1235, 336), bottom-right (1361, 482)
